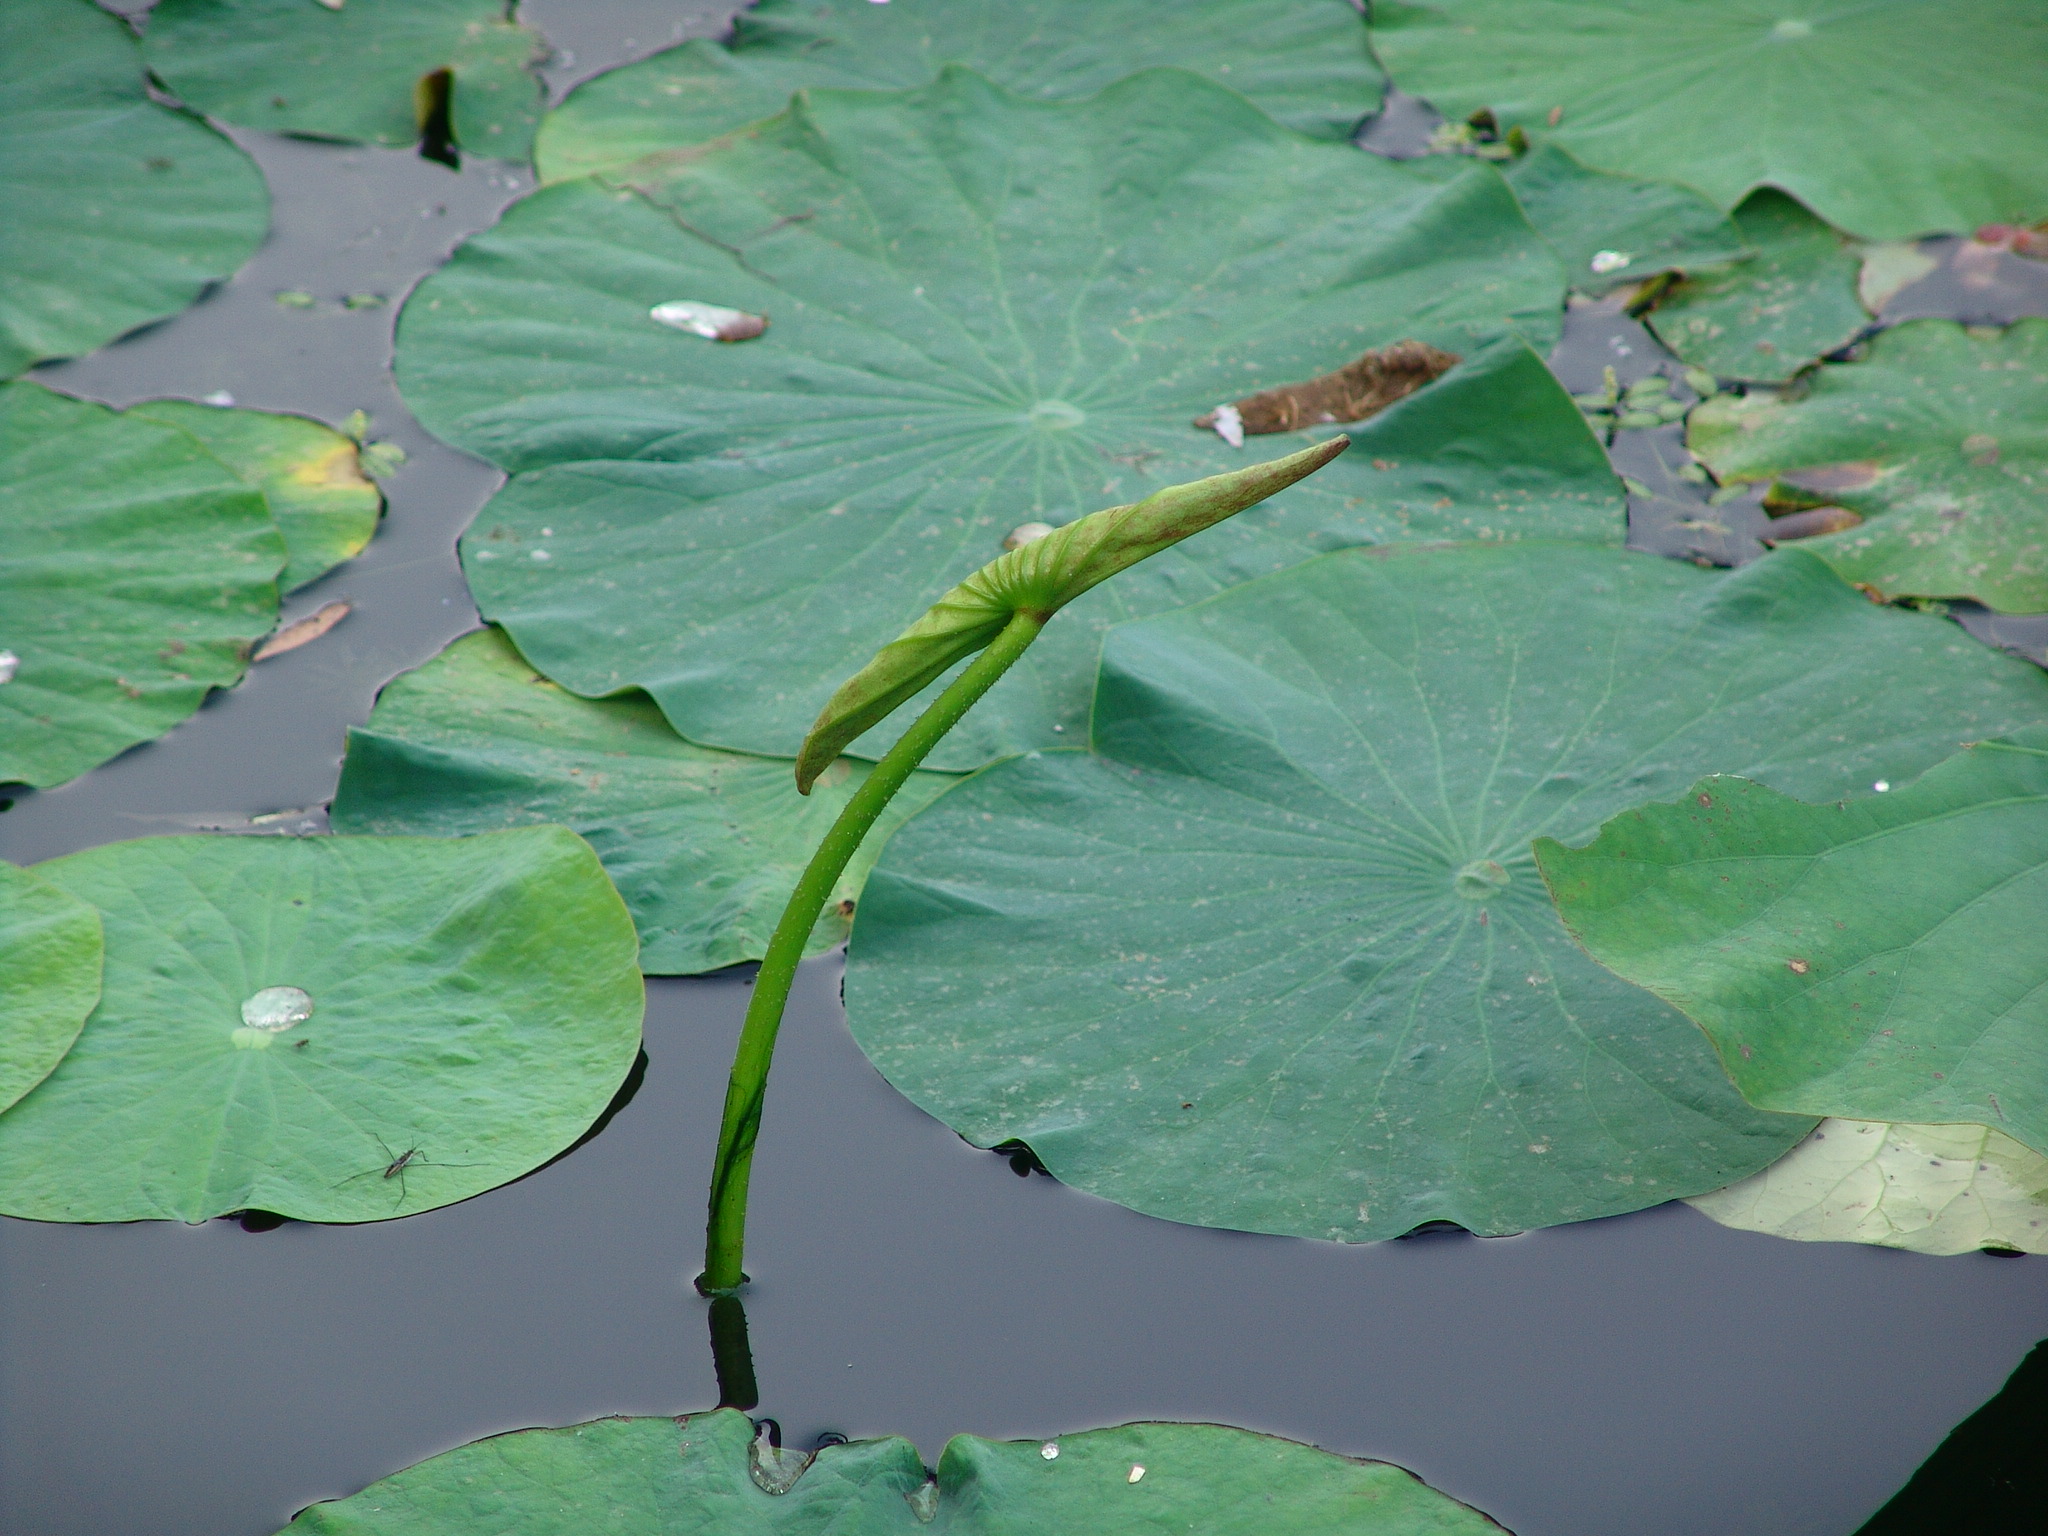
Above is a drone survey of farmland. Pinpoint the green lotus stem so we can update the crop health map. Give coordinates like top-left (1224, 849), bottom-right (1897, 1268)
top-left (699, 435), bottom-right (1350, 1294)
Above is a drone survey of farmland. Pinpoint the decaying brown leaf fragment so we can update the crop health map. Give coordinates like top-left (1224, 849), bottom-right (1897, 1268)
top-left (253, 601), bottom-right (351, 662)
top-left (1193, 340), bottom-right (1459, 436)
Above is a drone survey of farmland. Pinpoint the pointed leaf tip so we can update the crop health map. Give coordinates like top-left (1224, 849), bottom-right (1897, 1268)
top-left (794, 437), bottom-right (1349, 791)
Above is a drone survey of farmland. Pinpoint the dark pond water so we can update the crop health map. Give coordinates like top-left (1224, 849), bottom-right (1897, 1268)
top-left (4, 10), bottom-right (2046, 1535)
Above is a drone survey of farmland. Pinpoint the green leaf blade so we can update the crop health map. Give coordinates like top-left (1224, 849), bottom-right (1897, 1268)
top-left (1371, 0), bottom-right (2048, 241)
top-left (0, 383), bottom-right (285, 789)
top-left (0, 0), bottom-right (267, 377)
top-left (399, 71), bottom-right (1587, 767)
top-left (1538, 730), bottom-right (2048, 1153)
top-left (0, 861), bottom-right (102, 1116)
top-left (846, 544), bottom-right (2048, 1241)
top-left (144, 0), bottom-right (546, 160)
top-left (1503, 141), bottom-right (1750, 294)
top-left (1644, 189), bottom-right (1867, 384)
top-left (329, 628), bottom-right (952, 974)
top-left (1687, 1118), bottom-right (2048, 1256)
top-left (127, 400), bottom-right (383, 593)
top-left (1689, 319), bottom-right (2048, 613)
top-left (279, 1408), bottom-right (1507, 1534)
top-left (534, 0), bottom-right (1384, 182)
top-left (0, 827), bottom-right (643, 1223)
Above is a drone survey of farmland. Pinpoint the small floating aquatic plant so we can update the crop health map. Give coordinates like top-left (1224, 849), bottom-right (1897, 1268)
top-left (697, 436), bottom-right (1350, 1293)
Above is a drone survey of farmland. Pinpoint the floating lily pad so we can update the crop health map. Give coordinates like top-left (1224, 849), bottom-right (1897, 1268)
top-left (0, 382), bottom-right (283, 790)
top-left (846, 544), bottom-right (2048, 1242)
top-left (1537, 729), bottom-right (2048, 1160)
top-left (0, 861), bottom-right (101, 1117)
top-left (1370, 0), bottom-right (2048, 242)
top-left (1688, 1118), bottom-right (2048, 1256)
top-left (535, 0), bottom-right (1382, 182)
top-left (1644, 190), bottom-right (1867, 384)
top-left (1503, 141), bottom-right (1749, 294)
top-left (1689, 320), bottom-right (2048, 612)
top-left (0, 0), bottom-right (267, 378)
top-left (330, 627), bottom-right (952, 974)
top-left (128, 400), bottom-right (382, 593)
top-left (145, 0), bottom-right (547, 161)
top-left (398, 69), bottom-right (1582, 766)
top-left (0, 827), bottom-right (641, 1223)
top-left (277, 1407), bottom-right (1506, 1534)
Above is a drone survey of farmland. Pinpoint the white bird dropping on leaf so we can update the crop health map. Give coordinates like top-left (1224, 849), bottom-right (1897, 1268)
top-left (0, 650), bottom-right (17, 684)
top-left (1589, 250), bottom-right (1632, 275)
top-left (1208, 402), bottom-right (1245, 448)
top-left (650, 301), bottom-right (768, 342)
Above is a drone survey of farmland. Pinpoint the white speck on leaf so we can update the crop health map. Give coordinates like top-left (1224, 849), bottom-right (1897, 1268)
top-left (0, 650), bottom-right (16, 684)
top-left (650, 301), bottom-right (768, 341)
top-left (1590, 250), bottom-right (1632, 275)
top-left (1209, 403), bottom-right (1244, 448)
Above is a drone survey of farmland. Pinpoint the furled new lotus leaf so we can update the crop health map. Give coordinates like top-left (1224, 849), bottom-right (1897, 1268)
top-left (794, 437), bottom-right (1349, 791)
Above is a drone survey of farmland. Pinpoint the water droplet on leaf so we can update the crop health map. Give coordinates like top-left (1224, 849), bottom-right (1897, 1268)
top-left (241, 985), bottom-right (314, 1032)
top-left (1453, 859), bottom-right (1511, 899)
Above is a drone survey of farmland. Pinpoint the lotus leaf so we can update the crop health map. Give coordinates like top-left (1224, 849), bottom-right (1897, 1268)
top-left (0, 0), bottom-right (267, 378)
top-left (1503, 141), bottom-right (1748, 294)
top-left (278, 1408), bottom-right (1506, 1534)
top-left (1369, 0), bottom-right (2048, 242)
top-left (1537, 729), bottom-right (2048, 1157)
top-left (329, 627), bottom-right (952, 974)
top-left (534, 0), bottom-right (1381, 182)
top-left (128, 400), bottom-right (382, 593)
top-left (1690, 320), bottom-right (2048, 612)
top-left (1688, 1118), bottom-right (2048, 1256)
top-left (145, 0), bottom-right (546, 161)
top-left (0, 382), bottom-right (284, 789)
top-left (1644, 190), bottom-right (1867, 384)
top-left (0, 827), bottom-right (642, 1223)
top-left (0, 860), bottom-right (101, 1116)
top-left (398, 69), bottom-right (1587, 765)
top-left (846, 544), bottom-right (2048, 1242)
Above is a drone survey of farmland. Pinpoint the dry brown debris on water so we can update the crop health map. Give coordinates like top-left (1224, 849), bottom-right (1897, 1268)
top-left (1194, 340), bottom-right (1459, 437)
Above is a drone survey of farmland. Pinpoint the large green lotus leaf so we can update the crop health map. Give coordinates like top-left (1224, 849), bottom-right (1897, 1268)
top-left (128, 399), bottom-right (382, 593)
top-left (1644, 190), bottom-right (1867, 384)
top-left (0, 0), bottom-right (267, 378)
top-left (535, 0), bottom-right (1381, 182)
top-left (329, 627), bottom-right (951, 975)
top-left (0, 861), bottom-right (101, 1116)
top-left (1536, 729), bottom-right (2048, 1159)
top-left (1503, 141), bottom-right (1748, 294)
top-left (0, 382), bottom-right (284, 790)
top-left (1690, 320), bottom-right (2048, 613)
top-left (846, 544), bottom-right (2048, 1242)
top-left (280, 1408), bottom-right (1506, 1534)
top-left (0, 828), bottom-right (642, 1223)
top-left (399, 70), bottom-right (1586, 766)
top-left (1688, 1118), bottom-right (2048, 1257)
top-left (144, 0), bottom-right (545, 161)
top-left (1369, 0), bottom-right (2048, 243)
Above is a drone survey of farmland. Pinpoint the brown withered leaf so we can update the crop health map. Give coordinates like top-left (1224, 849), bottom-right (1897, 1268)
top-left (252, 601), bottom-right (350, 662)
top-left (1194, 340), bottom-right (1459, 436)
